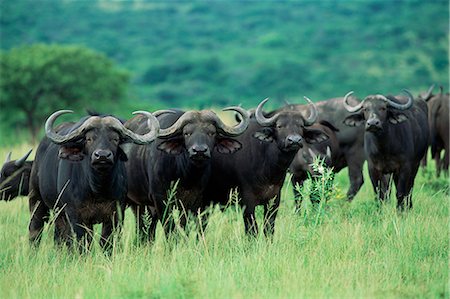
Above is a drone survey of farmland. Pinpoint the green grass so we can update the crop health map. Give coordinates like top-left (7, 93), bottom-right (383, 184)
top-left (0, 145), bottom-right (448, 298)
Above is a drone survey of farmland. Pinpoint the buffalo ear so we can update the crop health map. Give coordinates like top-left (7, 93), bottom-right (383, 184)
top-left (388, 113), bottom-right (408, 124)
top-left (117, 146), bottom-right (128, 161)
top-left (58, 146), bottom-right (85, 161)
top-left (343, 114), bottom-right (365, 127)
top-left (253, 128), bottom-right (274, 142)
top-left (216, 138), bottom-right (242, 154)
top-left (157, 139), bottom-right (184, 155)
top-left (303, 128), bottom-right (329, 144)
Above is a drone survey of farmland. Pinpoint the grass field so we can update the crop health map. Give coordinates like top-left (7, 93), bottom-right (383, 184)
top-left (0, 145), bottom-right (448, 299)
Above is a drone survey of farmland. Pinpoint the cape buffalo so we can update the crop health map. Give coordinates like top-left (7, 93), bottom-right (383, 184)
top-left (0, 149), bottom-right (33, 201)
top-left (28, 110), bottom-right (160, 249)
top-left (204, 97), bottom-right (330, 236)
top-left (423, 86), bottom-right (449, 176)
top-left (125, 107), bottom-right (249, 241)
top-left (343, 90), bottom-right (429, 210)
top-left (275, 96), bottom-right (365, 201)
top-left (289, 121), bottom-right (339, 208)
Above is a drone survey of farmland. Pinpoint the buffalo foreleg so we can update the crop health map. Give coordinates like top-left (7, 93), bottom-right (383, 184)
top-left (394, 168), bottom-right (416, 211)
top-left (368, 167), bottom-right (390, 202)
top-left (346, 154), bottom-right (364, 201)
top-left (28, 193), bottom-right (50, 245)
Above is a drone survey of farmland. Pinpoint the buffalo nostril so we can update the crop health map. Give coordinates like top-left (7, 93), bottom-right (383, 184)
top-left (94, 150), bottom-right (112, 159)
top-left (287, 135), bottom-right (302, 144)
top-left (193, 145), bottom-right (208, 153)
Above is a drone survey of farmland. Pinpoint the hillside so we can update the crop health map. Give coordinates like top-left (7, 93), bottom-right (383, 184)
top-left (1, 1), bottom-right (448, 108)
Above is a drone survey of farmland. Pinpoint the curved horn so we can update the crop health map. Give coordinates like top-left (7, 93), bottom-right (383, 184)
top-left (153, 110), bottom-right (176, 118)
top-left (100, 111), bottom-right (160, 145)
top-left (14, 149), bottom-right (32, 167)
top-left (423, 84), bottom-right (435, 100)
top-left (4, 152), bottom-right (11, 164)
top-left (45, 110), bottom-right (94, 144)
top-left (343, 91), bottom-right (364, 113)
top-left (384, 90), bottom-right (413, 110)
top-left (255, 98), bottom-right (278, 126)
top-left (157, 111), bottom-right (196, 138)
top-left (302, 96), bottom-right (318, 126)
top-left (213, 106), bottom-right (250, 136)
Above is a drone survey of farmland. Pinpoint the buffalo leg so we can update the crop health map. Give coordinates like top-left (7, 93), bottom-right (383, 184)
top-left (346, 155), bottom-right (364, 201)
top-left (100, 203), bottom-right (125, 250)
top-left (435, 150), bottom-right (442, 177)
top-left (28, 195), bottom-right (50, 245)
top-left (263, 194), bottom-right (280, 237)
top-left (394, 168), bottom-right (416, 211)
top-left (54, 213), bottom-right (72, 247)
top-left (368, 167), bottom-right (390, 202)
top-left (444, 147), bottom-right (449, 176)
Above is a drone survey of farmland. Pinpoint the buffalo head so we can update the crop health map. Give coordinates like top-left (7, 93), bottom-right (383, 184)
top-left (253, 97), bottom-right (329, 151)
top-left (0, 149), bottom-right (33, 201)
top-left (156, 107), bottom-right (250, 161)
top-left (343, 90), bottom-right (414, 133)
top-left (45, 110), bottom-right (160, 170)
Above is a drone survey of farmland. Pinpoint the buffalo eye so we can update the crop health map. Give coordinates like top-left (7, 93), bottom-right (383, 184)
top-left (379, 107), bottom-right (386, 111)
top-left (276, 124), bottom-right (283, 129)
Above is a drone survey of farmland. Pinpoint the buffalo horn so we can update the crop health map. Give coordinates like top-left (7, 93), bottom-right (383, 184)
top-left (302, 96), bottom-right (318, 126)
top-left (343, 91), bottom-right (364, 113)
top-left (255, 98), bottom-right (278, 126)
top-left (423, 84), bottom-right (435, 100)
top-left (46, 110), bottom-right (161, 145)
top-left (213, 106), bottom-right (250, 136)
top-left (383, 89), bottom-right (413, 110)
top-left (14, 149), bottom-right (32, 167)
top-left (4, 152), bottom-right (11, 164)
top-left (45, 110), bottom-right (88, 144)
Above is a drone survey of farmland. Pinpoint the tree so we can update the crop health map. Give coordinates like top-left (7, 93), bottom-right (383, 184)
top-left (0, 44), bottom-right (129, 141)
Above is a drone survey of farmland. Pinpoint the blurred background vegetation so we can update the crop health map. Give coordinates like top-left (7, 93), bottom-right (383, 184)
top-left (0, 0), bottom-right (448, 144)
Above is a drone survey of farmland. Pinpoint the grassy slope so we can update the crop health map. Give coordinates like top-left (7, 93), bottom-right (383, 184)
top-left (0, 146), bottom-right (448, 299)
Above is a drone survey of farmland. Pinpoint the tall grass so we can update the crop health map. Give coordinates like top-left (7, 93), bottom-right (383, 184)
top-left (0, 145), bottom-right (448, 298)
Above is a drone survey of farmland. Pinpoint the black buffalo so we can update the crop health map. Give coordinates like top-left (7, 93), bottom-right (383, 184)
top-left (0, 150), bottom-right (33, 201)
top-left (125, 107), bottom-right (249, 241)
top-left (343, 90), bottom-right (429, 210)
top-left (289, 121), bottom-right (339, 207)
top-left (204, 97), bottom-right (329, 236)
top-left (278, 96), bottom-right (366, 201)
top-left (28, 110), bottom-right (159, 249)
top-left (423, 86), bottom-right (449, 176)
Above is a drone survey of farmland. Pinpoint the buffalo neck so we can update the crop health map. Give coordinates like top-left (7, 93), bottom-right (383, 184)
top-left (86, 160), bottom-right (126, 199)
top-left (250, 136), bottom-right (298, 184)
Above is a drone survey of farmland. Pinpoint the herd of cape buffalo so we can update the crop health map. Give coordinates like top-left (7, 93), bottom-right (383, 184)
top-left (0, 85), bottom-right (448, 249)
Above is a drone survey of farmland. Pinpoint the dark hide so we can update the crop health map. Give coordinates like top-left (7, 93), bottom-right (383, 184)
top-left (427, 92), bottom-right (449, 176)
top-left (125, 111), bottom-right (242, 241)
top-left (28, 117), bottom-right (129, 250)
top-left (343, 95), bottom-right (429, 210)
top-left (289, 121), bottom-right (340, 208)
top-left (204, 111), bottom-right (329, 236)
top-left (279, 97), bottom-right (366, 200)
top-left (0, 159), bottom-right (33, 201)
